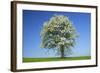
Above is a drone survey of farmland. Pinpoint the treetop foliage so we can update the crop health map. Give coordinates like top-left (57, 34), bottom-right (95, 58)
top-left (40, 14), bottom-right (78, 56)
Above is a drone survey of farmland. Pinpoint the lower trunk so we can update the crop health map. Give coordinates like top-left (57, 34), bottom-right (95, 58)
top-left (60, 45), bottom-right (64, 58)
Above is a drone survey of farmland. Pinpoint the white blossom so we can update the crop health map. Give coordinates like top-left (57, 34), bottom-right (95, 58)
top-left (41, 14), bottom-right (78, 57)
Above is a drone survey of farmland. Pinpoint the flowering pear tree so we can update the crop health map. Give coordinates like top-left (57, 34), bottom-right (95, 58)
top-left (41, 15), bottom-right (78, 58)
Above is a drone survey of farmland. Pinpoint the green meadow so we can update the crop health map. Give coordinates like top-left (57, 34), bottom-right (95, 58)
top-left (23, 56), bottom-right (91, 63)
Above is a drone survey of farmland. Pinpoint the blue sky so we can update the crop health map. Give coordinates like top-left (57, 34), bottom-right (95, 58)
top-left (23, 10), bottom-right (91, 58)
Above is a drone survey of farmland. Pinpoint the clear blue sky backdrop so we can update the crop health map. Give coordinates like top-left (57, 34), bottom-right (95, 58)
top-left (23, 10), bottom-right (91, 58)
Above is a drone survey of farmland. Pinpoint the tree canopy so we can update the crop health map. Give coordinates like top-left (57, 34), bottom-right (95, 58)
top-left (40, 14), bottom-right (78, 58)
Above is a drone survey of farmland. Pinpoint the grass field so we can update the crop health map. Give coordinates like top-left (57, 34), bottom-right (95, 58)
top-left (23, 56), bottom-right (91, 63)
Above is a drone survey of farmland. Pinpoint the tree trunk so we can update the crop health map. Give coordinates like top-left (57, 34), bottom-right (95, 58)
top-left (60, 45), bottom-right (64, 58)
